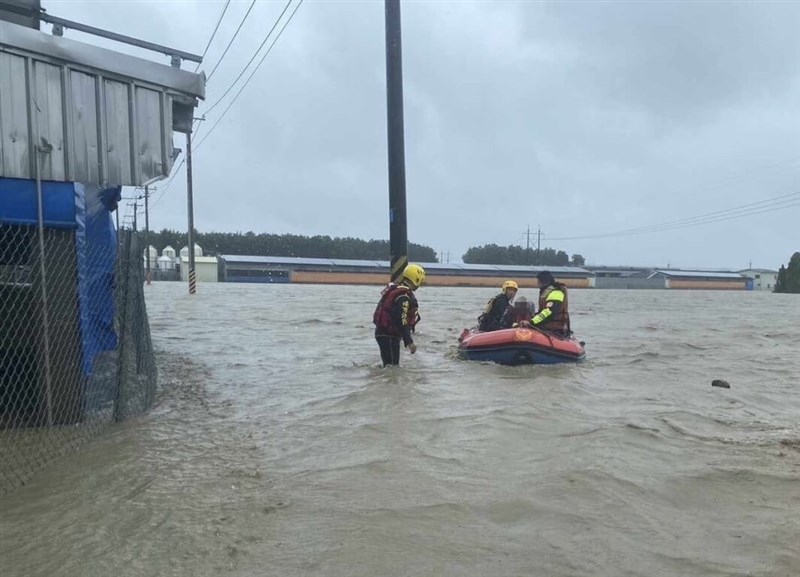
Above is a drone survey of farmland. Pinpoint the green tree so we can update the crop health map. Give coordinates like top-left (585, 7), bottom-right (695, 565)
top-left (463, 244), bottom-right (587, 266)
top-left (774, 252), bottom-right (800, 293)
top-left (144, 230), bottom-right (438, 262)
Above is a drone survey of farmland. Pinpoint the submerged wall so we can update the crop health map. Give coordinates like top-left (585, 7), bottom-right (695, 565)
top-left (289, 271), bottom-right (592, 288)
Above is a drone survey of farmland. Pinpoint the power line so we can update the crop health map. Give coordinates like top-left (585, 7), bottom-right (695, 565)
top-left (545, 195), bottom-right (800, 241)
top-left (205, 0), bottom-right (258, 82)
top-left (195, 0), bottom-right (304, 152)
top-left (149, 120), bottom-right (210, 210)
top-left (203, 0), bottom-right (294, 116)
top-left (149, 1), bottom-right (302, 215)
top-left (541, 156), bottom-right (800, 243)
top-left (194, 0), bottom-right (232, 73)
top-left (631, 191), bottom-right (800, 233)
top-left (545, 191), bottom-right (800, 241)
top-left (148, 157), bottom-right (185, 211)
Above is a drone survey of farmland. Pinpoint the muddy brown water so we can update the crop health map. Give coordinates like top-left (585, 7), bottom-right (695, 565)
top-left (2, 284), bottom-right (799, 576)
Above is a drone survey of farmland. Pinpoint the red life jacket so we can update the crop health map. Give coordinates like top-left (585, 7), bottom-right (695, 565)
top-left (373, 283), bottom-right (418, 335)
top-left (537, 283), bottom-right (571, 334)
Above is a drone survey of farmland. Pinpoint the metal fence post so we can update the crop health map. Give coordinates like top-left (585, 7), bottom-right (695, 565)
top-left (34, 144), bottom-right (55, 427)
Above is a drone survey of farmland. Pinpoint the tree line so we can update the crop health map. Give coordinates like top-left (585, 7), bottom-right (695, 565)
top-left (145, 230), bottom-right (587, 267)
top-left (462, 244), bottom-right (586, 267)
top-left (774, 252), bottom-right (800, 293)
top-left (146, 229), bottom-right (438, 262)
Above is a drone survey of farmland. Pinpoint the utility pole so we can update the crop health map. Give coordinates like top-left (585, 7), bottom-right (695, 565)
top-left (132, 197), bottom-right (138, 232)
top-left (385, 0), bottom-right (409, 284)
top-left (144, 185), bottom-right (151, 285)
top-left (526, 225), bottom-right (532, 265)
top-left (186, 130), bottom-right (196, 294)
top-left (536, 225), bottom-right (541, 265)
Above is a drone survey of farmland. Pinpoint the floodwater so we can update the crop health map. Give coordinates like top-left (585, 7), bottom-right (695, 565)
top-left (2, 283), bottom-right (799, 577)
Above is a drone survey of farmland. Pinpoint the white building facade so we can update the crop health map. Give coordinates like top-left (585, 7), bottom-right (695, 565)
top-left (739, 269), bottom-right (779, 291)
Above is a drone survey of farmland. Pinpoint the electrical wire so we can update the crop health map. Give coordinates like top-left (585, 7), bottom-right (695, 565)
top-left (148, 157), bottom-right (186, 210)
top-left (194, 0), bottom-right (232, 73)
top-left (148, 1), bottom-right (303, 216)
top-left (194, 0), bottom-right (304, 152)
top-left (203, 0), bottom-right (294, 116)
top-left (544, 191), bottom-right (800, 241)
top-left (205, 0), bottom-right (258, 81)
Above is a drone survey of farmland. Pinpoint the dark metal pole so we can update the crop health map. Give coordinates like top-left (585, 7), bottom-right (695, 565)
top-left (526, 225), bottom-right (531, 265)
top-left (186, 131), bottom-right (197, 294)
top-left (385, 0), bottom-right (408, 284)
top-left (34, 145), bottom-right (54, 427)
top-left (536, 225), bottom-right (541, 266)
top-left (144, 185), bottom-right (151, 285)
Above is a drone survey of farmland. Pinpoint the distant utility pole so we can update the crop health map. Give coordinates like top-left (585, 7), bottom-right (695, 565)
top-left (130, 198), bottom-right (138, 232)
top-left (186, 130), bottom-right (196, 295)
top-left (536, 225), bottom-right (541, 265)
top-left (144, 185), bottom-right (151, 285)
top-left (526, 225), bottom-right (533, 265)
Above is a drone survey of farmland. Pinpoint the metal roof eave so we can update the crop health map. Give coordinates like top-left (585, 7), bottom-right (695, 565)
top-left (652, 270), bottom-right (746, 279)
top-left (0, 20), bottom-right (205, 99)
top-left (218, 255), bottom-right (593, 276)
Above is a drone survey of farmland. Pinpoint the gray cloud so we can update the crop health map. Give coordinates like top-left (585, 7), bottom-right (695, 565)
top-left (53, 0), bottom-right (800, 268)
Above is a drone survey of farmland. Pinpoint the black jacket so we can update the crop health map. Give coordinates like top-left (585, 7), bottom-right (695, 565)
top-left (478, 293), bottom-right (512, 332)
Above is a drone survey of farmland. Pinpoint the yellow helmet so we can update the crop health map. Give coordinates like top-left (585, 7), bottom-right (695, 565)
top-left (402, 263), bottom-right (426, 289)
top-left (502, 280), bottom-right (518, 292)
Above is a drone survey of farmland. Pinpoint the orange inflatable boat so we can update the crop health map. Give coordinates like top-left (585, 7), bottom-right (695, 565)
top-left (458, 327), bottom-right (586, 365)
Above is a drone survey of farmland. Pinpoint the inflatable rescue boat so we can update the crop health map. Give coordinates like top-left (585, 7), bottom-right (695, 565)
top-left (458, 327), bottom-right (586, 365)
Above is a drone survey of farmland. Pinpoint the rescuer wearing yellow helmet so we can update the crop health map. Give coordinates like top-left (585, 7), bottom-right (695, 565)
top-left (477, 280), bottom-right (518, 332)
top-left (372, 264), bottom-right (426, 366)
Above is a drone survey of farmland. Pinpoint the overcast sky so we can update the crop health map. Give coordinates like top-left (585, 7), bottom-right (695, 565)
top-left (51, 0), bottom-right (799, 269)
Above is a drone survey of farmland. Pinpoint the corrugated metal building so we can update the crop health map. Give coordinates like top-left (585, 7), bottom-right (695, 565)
top-left (648, 270), bottom-right (749, 290)
top-left (738, 269), bottom-right (778, 291)
top-left (586, 265), bottom-right (666, 289)
top-left (1, 6), bottom-right (204, 430)
top-left (179, 256), bottom-right (218, 283)
top-left (0, 19), bottom-right (204, 184)
top-left (217, 257), bottom-right (758, 290)
top-left (218, 255), bottom-right (594, 287)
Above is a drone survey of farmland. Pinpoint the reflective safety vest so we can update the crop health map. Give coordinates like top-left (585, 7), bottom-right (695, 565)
top-left (373, 283), bottom-right (419, 335)
top-left (536, 284), bottom-right (571, 335)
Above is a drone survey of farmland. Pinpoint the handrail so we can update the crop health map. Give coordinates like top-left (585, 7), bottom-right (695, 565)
top-left (39, 12), bottom-right (202, 65)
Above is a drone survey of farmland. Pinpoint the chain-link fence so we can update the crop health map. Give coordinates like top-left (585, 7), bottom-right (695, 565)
top-left (0, 223), bottom-right (156, 493)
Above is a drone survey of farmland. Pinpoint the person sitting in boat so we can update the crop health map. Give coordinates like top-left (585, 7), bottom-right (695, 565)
top-left (478, 280), bottom-right (518, 331)
top-left (501, 295), bottom-right (532, 328)
top-left (519, 270), bottom-right (572, 337)
top-left (373, 263), bottom-right (426, 366)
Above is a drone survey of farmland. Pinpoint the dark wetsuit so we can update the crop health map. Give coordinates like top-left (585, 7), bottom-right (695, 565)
top-left (374, 285), bottom-right (418, 366)
top-left (478, 293), bottom-right (512, 332)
